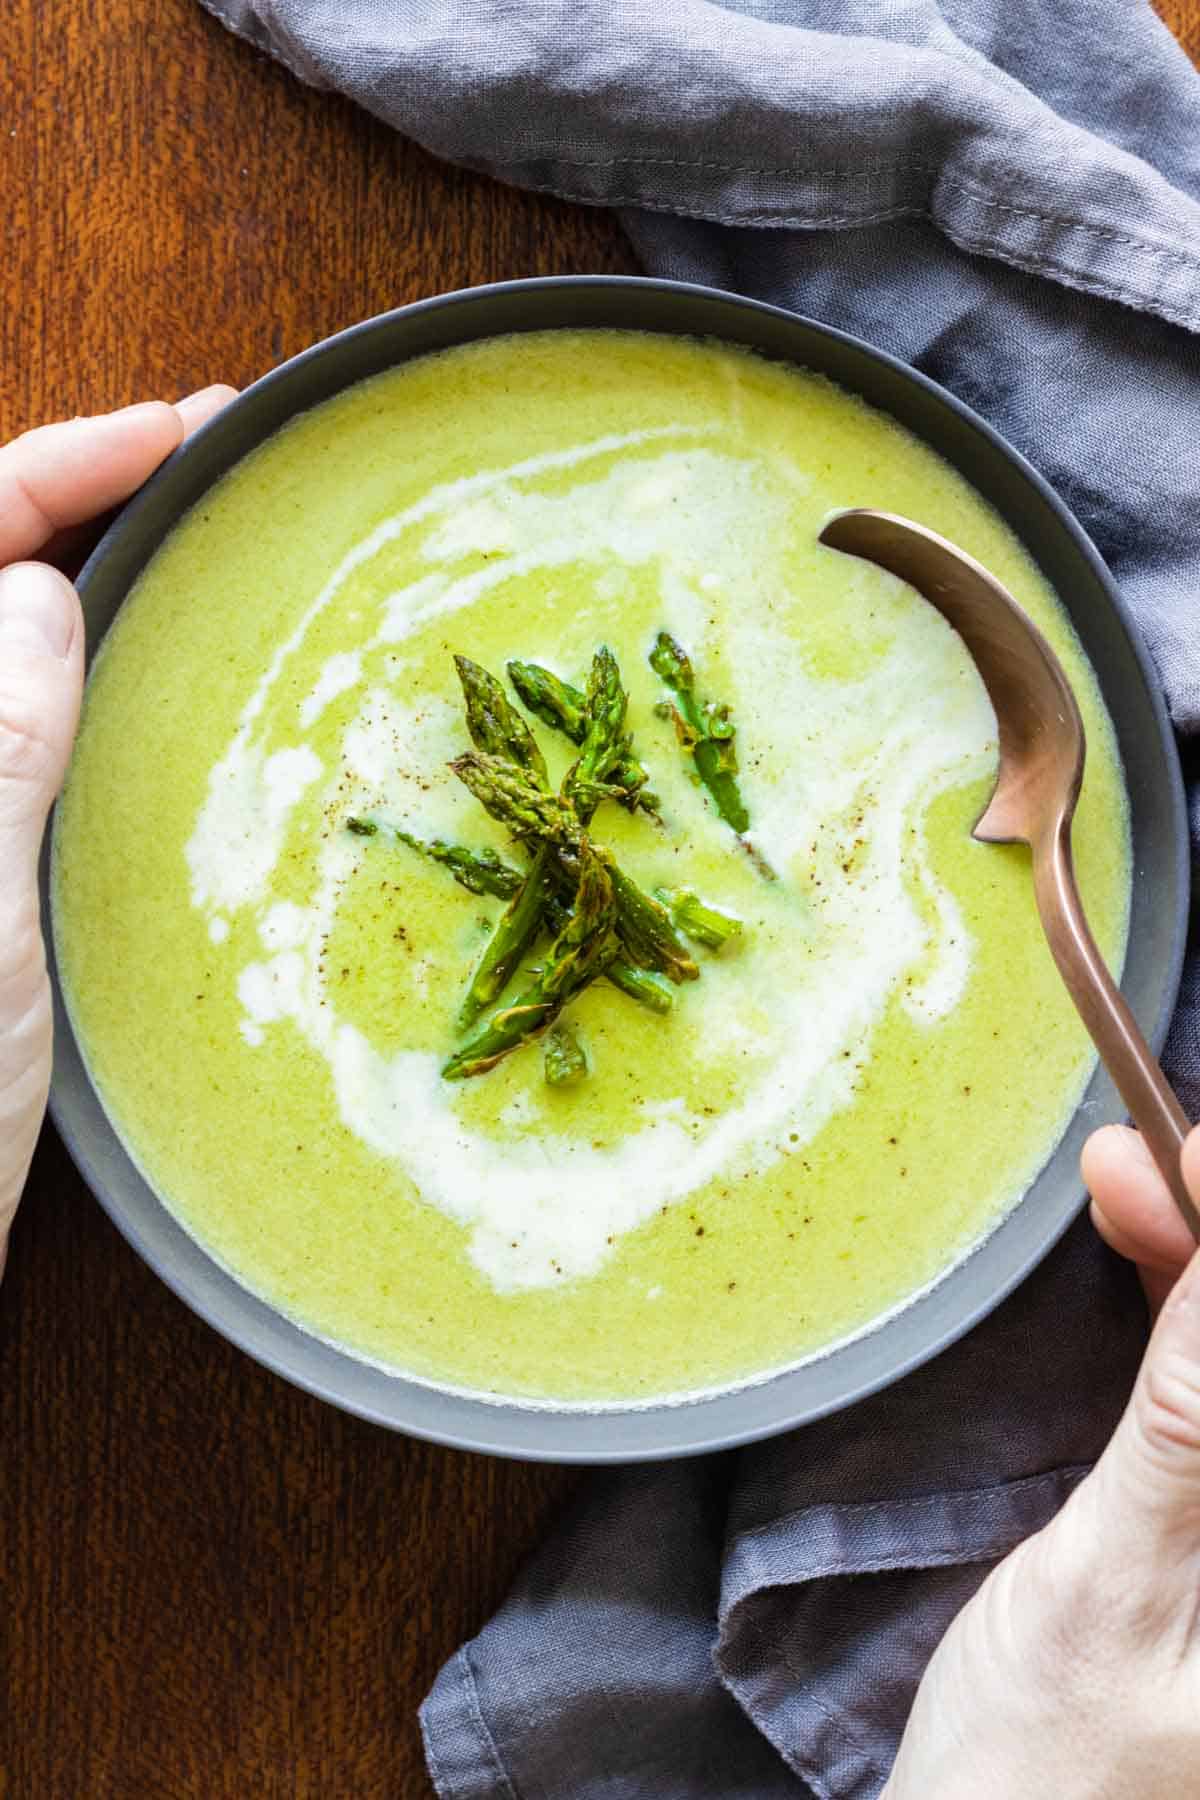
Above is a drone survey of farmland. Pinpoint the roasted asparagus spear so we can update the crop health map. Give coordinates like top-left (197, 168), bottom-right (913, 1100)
top-left (649, 631), bottom-right (749, 834)
top-left (508, 655), bottom-right (657, 813)
top-left (657, 885), bottom-right (744, 952)
top-left (449, 750), bottom-right (698, 984)
top-left (346, 816), bottom-right (521, 900)
top-left (443, 846), bottom-right (617, 1079)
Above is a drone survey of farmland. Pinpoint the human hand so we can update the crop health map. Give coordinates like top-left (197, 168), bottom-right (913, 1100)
top-left (882, 1122), bottom-right (1200, 1799)
top-left (0, 389), bottom-right (236, 1279)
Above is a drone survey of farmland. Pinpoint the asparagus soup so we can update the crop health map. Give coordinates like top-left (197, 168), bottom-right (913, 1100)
top-left (53, 331), bottom-right (1130, 1404)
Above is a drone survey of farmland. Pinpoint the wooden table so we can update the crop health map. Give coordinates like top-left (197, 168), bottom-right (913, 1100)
top-left (2, 3), bottom-right (1196, 1793)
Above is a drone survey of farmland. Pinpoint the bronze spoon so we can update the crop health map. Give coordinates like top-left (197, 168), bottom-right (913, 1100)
top-left (819, 507), bottom-right (1199, 1241)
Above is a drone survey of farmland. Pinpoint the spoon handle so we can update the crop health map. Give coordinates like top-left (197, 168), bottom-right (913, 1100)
top-left (1032, 823), bottom-right (1199, 1241)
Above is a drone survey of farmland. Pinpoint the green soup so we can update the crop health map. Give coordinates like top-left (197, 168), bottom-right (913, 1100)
top-left (53, 331), bottom-right (1130, 1404)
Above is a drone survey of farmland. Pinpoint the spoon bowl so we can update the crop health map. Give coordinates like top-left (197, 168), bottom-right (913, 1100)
top-left (819, 507), bottom-right (1198, 1239)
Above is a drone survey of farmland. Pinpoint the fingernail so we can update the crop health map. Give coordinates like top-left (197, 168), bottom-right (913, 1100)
top-left (1120, 1124), bottom-right (1155, 1168)
top-left (175, 384), bottom-right (232, 421)
top-left (0, 563), bottom-right (78, 660)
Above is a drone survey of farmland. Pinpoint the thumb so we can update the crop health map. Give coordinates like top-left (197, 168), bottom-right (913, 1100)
top-left (0, 562), bottom-right (83, 940)
top-left (1088, 1224), bottom-right (1200, 1560)
top-left (0, 562), bottom-right (83, 1272)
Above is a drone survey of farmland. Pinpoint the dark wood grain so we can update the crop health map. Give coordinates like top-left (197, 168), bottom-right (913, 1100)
top-left (1, 1), bottom-right (638, 440)
top-left (2, 3), bottom-right (1198, 1795)
top-left (0, 3), bottom-right (637, 1795)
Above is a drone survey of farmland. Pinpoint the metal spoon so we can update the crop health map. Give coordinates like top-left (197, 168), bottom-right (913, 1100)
top-left (819, 507), bottom-right (1199, 1240)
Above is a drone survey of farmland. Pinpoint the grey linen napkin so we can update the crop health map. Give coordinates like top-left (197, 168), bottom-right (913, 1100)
top-left (200, 2), bottom-right (1200, 1793)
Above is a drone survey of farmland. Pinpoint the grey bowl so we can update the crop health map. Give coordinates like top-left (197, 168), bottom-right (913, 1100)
top-left (44, 276), bottom-right (1188, 1462)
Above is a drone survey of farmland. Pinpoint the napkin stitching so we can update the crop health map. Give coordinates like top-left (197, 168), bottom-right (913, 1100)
top-left (490, 176), bottom-right (1200, 332)
top-left (452, 1646), bottom-right (521, 1800)
top-left (482, 176), bottom-right (919, 226)
top-left (484, 178), bottom-right (922, 228)
top-left (725, 1462), bottom-right (1094, 1554)
top-left (485, 157), bottom-right (1200, 268)
top-left (421, 1707), bottom-right (450, 1795)
top-left (947, 238), bottom-right (1200, 333)
top-left (500, 156), bottom-right (945, 177)
top-left (732, 1608), bottom-right (884, 1800)
top-left (509, 154), bottom-right (1200, 263)
top-left (464, 1646), bottom-right (521, 1800)
top-left (768, 1538), bottom-right (1037, 1579)
top-left (939, 186), bottom-right (1200, 263)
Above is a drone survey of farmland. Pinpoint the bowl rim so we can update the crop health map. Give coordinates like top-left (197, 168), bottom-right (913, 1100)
top-left (46, 273), bottom-right (1189, 1462)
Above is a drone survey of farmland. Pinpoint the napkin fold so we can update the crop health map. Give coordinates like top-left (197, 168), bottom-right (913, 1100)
top-left (421, 1221), bottom-right (1139, 1800)
top-left (201, 2), bottom-right (1200, 1792)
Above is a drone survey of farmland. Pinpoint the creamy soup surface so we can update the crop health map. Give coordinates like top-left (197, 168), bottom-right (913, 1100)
top-left (53, 331), bottom-right (1130, 1404)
